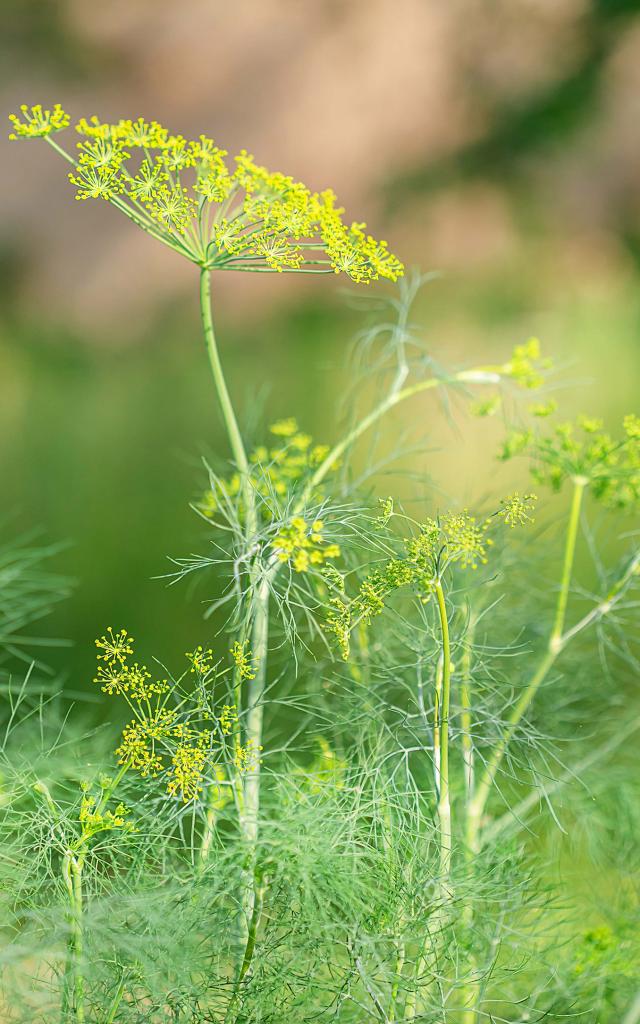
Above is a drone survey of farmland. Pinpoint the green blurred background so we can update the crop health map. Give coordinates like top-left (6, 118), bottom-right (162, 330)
top-left (1, 0), bottom-right (639, 690)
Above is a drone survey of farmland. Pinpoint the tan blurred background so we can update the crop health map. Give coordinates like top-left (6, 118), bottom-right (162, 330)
top-left (1, 0), bottom-right (639, 684)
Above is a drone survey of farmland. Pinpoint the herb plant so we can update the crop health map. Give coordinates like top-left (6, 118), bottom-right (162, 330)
top-left (3, 104), bottom-right (639, 1023)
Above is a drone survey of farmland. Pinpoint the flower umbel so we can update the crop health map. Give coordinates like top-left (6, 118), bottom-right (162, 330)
top-left (8, 103), bottom-right (69, 139)
top-left (500, 414), bottom-right (640, 511)
top-left (9, 105), bottom-right (404, 281)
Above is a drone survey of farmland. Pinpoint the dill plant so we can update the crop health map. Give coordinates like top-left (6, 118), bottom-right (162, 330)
top-left (5, 104), bottom-right (640, 1023)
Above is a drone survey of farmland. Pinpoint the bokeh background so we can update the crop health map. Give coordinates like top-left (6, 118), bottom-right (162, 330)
top-left (2, 0), bottom-right (640, 690)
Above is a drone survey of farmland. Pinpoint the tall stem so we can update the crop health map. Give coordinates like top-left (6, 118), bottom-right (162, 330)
top-left (243, 575), bottom-right (270, 849)
top-left (199, 269), bottom-right (256, 540)
top-left (550, 477), bottom-right (586, 647)
top-left (62, 852), bottom-right (85, 1023)
top-left (434, 581), bottom-right (453, 893)
top-left (199, 270), bottom-right (267, 860)
top-left (406, 580), bottom-right (452, 1021)
top-left (460, 615), bottom-right (476, 802)
top-left (468, 477), bottom-right (586, 853)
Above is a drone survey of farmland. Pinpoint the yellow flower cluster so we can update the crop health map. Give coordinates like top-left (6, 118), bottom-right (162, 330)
top-left (233, 737), bottom-right (263, 773)
top-left (497, 493), bottom-right (537, 528)
top-left (440, 511), bottom-right (492, 570)
top-left (9, 105), bottom-right (404, 281)
top-left (219, 704), bottom-right (238, 736)
top-left (186, 645), bottom-right (214, 675)
top-left (500, 413), bottom-right (640, 510)
top-left (167, 734), bottom-right (210, 802)
top-left (327, 502), bottom-right (533, 659)
top-left (8, 103), bottom-right (69, 139)
top-left (501, 338), bottom-right (551, 390)
top-left (273, 517), bottom-right (341, 573)
top-left (95, 627), bottom-right (133, 664)
top-left (94, 629), bottom-right (167, 700)
top-left (231, 641), bottom-right (257, 680)
top-left (198, 418), bottom-right (334, 525)
top-left (92, 628), bottom-right (243, 802)
top-left (79, 792), bottom-right (131, 839)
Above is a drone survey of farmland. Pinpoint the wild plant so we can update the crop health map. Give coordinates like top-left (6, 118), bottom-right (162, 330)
top-left (5, 104), bottom-right (640, 1023)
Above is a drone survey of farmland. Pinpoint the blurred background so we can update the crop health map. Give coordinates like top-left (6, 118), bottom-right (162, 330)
top-left (1, 0), bottom-right (640, 689)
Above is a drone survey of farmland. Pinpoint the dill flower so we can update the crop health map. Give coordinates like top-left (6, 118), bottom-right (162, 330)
top-left (471, 395), bottom-right (502, 418)
top-left (501, 337), bottom-right (551, 390)
top-left (9, 105), bottom-right (404, 281)
top-left (272, 516), bottom-right (341, 573)
top-left (376, 496), bottom-right (395, 527)
top-left (441, 511), bottom-right (492, 570)
top-left (8, 103), bottom-right (69, 139)
top-left (497, 493), bottom-right (537, 528)
top-left (199, 418), bottom-right (335, 526)
top-left (326, 500), bottom-right (535, 659)
top-left (79, 794), bottom-right (131, 838)
top-left (95, 627), bottom-right (134, 664)
top-left (500, 413), bottom-right (640, 511)
top-left (234, 738), bottom-right (263, 773)
top-left (167, 734), bottom-right (210, 802)
top-left (219, 704), bottom-right (238, 736)
top-left (231, 640), bottom-right (257, 680)
top-left (116, 721), bottom-right (163, 777)
top-left (529, 400), bottom-right (557, 418)
top-left (186, 645), bottom-right (214, 675)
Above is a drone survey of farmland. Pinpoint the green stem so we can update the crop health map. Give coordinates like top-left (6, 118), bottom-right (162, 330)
top-left (406, 581), bottom-right (452, 1021)
top-left (468, 478), bottom-right (587, 853)
top-left (434, 581), bottom-right (452, 892)
top-left (243, 575), bottom-right (270, 849)
top-left (104, 971), bottom-right (127, 1024)
top-left (198, 786), bottom-right (219, 870)
top-left (224, 874), bottom-right (266, 1024)
top-left (62, 852), bottom-right (85, 1023)
top-left (460, 615), bottom-right (476, 802)
top-left (199, 269), bottom-right (256, 540)
top-left (296, 367), bottom-right (502, 514)
top-left (550, 477), bottom-right (586, 646)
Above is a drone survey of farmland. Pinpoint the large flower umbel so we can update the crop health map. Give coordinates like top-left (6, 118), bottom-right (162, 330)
top-left (9, 105), bottom-right (404, 282)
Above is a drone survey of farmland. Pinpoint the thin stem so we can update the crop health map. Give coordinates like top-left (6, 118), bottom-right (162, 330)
top-left (407, 581), bottom-right (452, 1021)
top-left (460, 614), bottom-right (476, 801)
top-left (224, 876), bottom-right (267, 1024)
top-left (198, 269), bottom-right (256, 539)
top-left (460, 615), bottom-right (478, 1023)
top-left (388, 940), bottom-right (406, 1024)
top-left (104, 971), bottom-right (127, 1024)
top-left (242, 575), bottom-right (270, 849)
top-left (434, 581), bottom-right (452, 888)
top-left (295, 367), bottom-right (502, 515)
top-left (198, 785), bottom-right (219, 870)
top-left (432, 654), bottom-right (444, 798)
top-left (62, 852), bottom-right (85, 1023)
top-left (550, 478), bottom-right (586, 646)
top-left (468, 478), bottom-right (587, 849)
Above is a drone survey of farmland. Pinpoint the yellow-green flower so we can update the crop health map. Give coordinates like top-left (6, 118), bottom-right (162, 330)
top-left (8, 103), bottom-right (69, 139)
top-left (9, 104), bottom-right (403, 282)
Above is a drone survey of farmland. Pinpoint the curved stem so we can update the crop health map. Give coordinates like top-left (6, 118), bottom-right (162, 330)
top-left (295, 367), bottom-right (502, 514)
